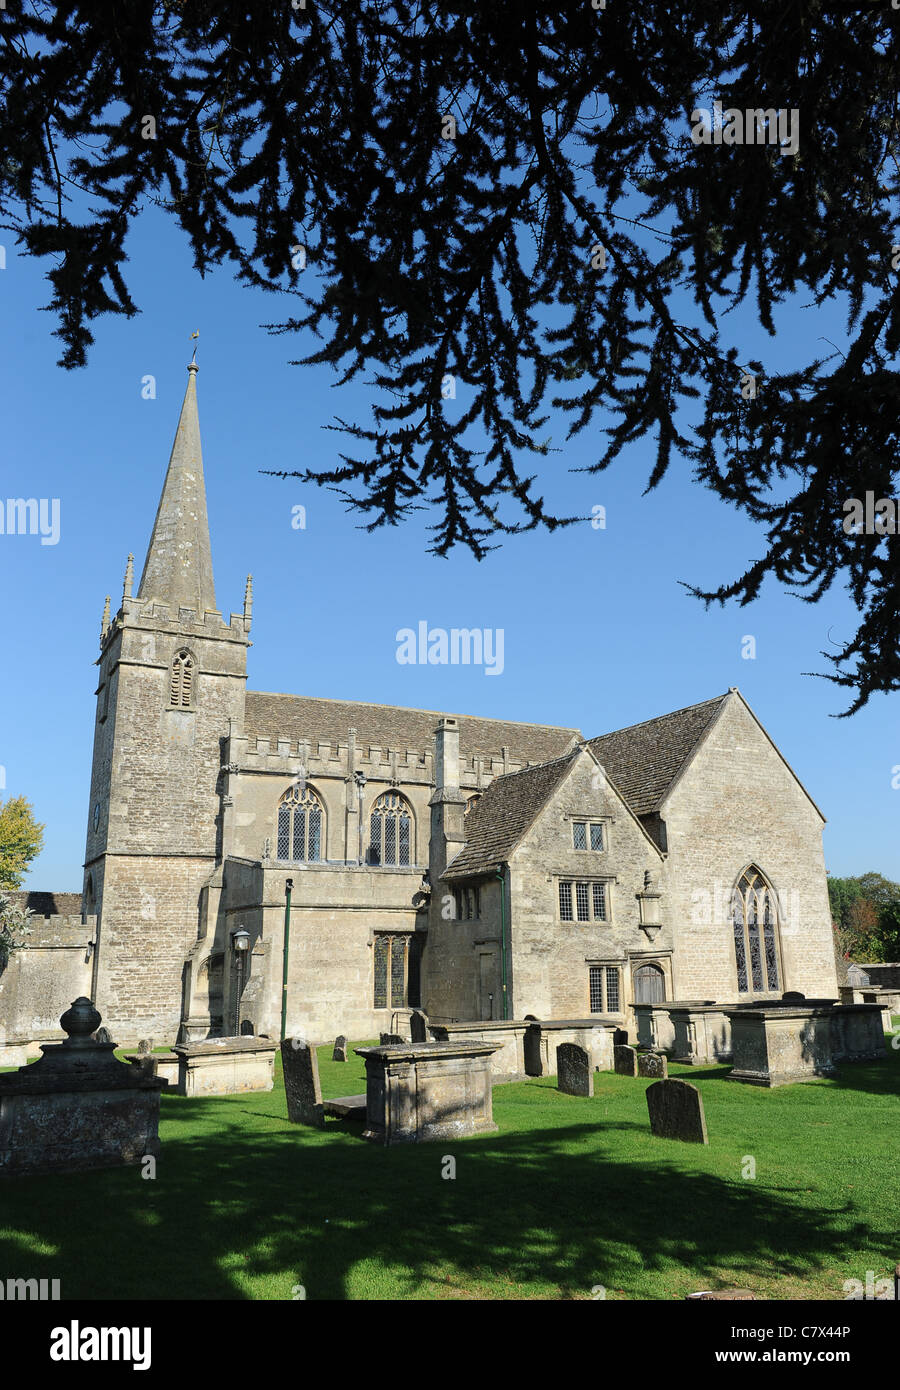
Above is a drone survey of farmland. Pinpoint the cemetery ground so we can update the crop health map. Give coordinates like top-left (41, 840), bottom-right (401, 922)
top-left (1, 1034), bottom-right (898, 1302)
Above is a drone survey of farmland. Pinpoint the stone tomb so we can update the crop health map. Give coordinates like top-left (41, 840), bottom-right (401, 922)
top-left (332, 1035), bottom-right (348, 1062)
top-left (429, 1019), bottom-right (529, 1079)
top-left (669, 1004), bottom-right (734, 1065)
top-left (646, 1078), bottom-right (708, 1144)
top-left (556, 1043), bottom-right (593, 1097)
top-left (0, 997), bottom-right (166, 1179)
top-left (173, 1036), bottom-right (277, 1096)
top-left (725, 1003), bottom-right (835, 1087)
top-left (524, 1018), bottom-right (618, 1078)
top-left (633, 1000), bottom-right (715, 1054)
top-left (638, 1051), bottom-right (668, 1080)
top-left (356, 1041), bottom-right (500, 1145)
top-left (614, 1044), bottom-right (639, 1077)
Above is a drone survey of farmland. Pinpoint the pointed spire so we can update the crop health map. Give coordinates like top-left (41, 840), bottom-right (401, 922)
top-left (100, 595), bottom-right (111, 643)
top-left (122, 553), bottom-right (134, 601)
top-left (137, 359), bottom-right (217, 615)
top-left (243, 574), bottom-right (253, 625)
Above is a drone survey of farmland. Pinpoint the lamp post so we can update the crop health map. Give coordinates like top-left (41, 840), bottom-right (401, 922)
top-left (231, 927), bottom-right (251, 1036)
top-left (281, 879), bottom-right (293, 1040)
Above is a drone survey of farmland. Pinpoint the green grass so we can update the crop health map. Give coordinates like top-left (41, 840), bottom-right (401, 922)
top-left (1, 1033), bottom-right (898, 1300)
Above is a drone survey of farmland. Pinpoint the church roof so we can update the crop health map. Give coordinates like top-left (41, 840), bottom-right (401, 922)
top-left (2, 891), bottom-right (83, 917)
top-left (585, 693), bottom-right (729, 815)
top-left (137, 362), bottom-right (218, 615)
top-left (243, 692), bottom-right (581, 766)
top-left (442, 750), bottom-right (580, 879)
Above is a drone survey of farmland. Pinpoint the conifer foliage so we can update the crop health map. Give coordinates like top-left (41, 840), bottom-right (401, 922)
top-left (1, 2), bottom-right (898, 708)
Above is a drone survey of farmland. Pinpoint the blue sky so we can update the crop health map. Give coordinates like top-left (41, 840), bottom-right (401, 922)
top-left (1, 203), bottom-right (897, 889)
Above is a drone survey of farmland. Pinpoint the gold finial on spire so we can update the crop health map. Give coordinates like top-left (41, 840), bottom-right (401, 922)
top-left (189, 330), bottom-right (199, 369)
top-left (123, 553), bottom-right (134, 601)
top-left (243, 574), bottom-right (253, 625)
top-left (100, 595), bottom-right (111, 643)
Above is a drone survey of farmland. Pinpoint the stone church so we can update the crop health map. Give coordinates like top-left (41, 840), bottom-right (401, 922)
top-left (2, 363), bottom-right (839, 1053)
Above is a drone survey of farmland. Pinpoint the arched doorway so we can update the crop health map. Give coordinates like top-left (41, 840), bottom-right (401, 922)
top-left (633, 962), bottom-right (666, 1004)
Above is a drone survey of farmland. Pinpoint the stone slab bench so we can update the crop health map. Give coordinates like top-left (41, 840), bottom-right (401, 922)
top-left (323, 1094), bottom-right (366, 1120)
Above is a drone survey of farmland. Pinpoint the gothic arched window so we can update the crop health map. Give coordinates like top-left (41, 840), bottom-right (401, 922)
top-left (368, 791), bottom-right (412, 866)
top-left (731, 867), bottom-right (781, 993)
top-left (276, 783), bottom-right (324, 862)
top-left (169, 649), bottom-right (195, 708)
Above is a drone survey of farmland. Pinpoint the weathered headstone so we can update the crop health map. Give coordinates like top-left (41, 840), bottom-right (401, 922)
top-left (332, 1034), bottom-right (347, 1062)
top-left (556, 1043), bottom-right (593, 1097)
top-left (92, 1026), bottom-right (114, 1046)
top-left (614, 1044), bottom-right (638, 1077)
top-left (280, 1039), bottom-right (324, 1128)
top-left (613, 1027), bottom-right (629, 1048)
top-left (409, 1010), bottom-right (429, 1043)
top-left (646, 1078), bottom-right (708, 1144)
top-left (638, 1051), bottom-right (668, 1080)
top-left (379, 1032), bottom-right (404, 1046)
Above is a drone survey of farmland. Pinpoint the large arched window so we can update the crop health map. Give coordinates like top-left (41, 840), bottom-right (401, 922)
top-left (731, 867), bottom-right (781, 993)
top-left (368, 791), bottom-right (412, 866)
top-left (169, 649), bottom-right (195, 708)
top-left (276, 783), bottom-right (324, 862)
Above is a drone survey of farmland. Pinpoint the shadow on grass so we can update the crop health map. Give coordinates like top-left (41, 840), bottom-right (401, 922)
top-left (0, 1105), bottom-right (889, 1301)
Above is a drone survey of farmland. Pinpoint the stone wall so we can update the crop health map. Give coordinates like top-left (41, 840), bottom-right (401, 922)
top-left (0, 914), bottom-right (95, 1058)
top-left (662, 694), bottom-right (837, 1002)
top-left (507, 749), bottom-right (670, 1024)
top-left (215, 858), bottom-right (426, 1042)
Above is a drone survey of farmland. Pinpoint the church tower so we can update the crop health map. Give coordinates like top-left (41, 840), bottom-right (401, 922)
top-left (82, 360), bottom-right (251, 1042)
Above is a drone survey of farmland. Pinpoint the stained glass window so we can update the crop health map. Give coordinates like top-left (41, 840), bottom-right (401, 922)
top-left (275, 783), bottom-right (325, 862)
top-left (369, 792), bottom-right (413, 866)
top-left (732, 868), bottom-right (781, 994)
top-left (373, 934), bottom-right (411, 1009)
top-left (373, 935), bottom-right (389, 1008)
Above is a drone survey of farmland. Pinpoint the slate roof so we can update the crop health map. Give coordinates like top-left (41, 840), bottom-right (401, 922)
top-left (586, 694), bottom-right (729, 816)
top-left (2, 891), bottom-right (83, 917)
top-left (442, 750), bottom-right (579, 879)
top-left (244, 691), bottom-right (581, 766)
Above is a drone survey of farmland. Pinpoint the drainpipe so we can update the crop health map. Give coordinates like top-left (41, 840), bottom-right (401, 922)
top-left (281, 878), bottom-right (293, 1040)
top-left (495, 864), bottom-right (509, 1020)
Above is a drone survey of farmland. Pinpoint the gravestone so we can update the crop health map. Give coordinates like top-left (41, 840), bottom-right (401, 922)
top-left (409, 1010), bottom-right (429, 1043)
top-left (646, 1078), bottom-right (708, 1144)
top-left (332, 1035), bottom-right (347, 1062)
top-left (280, 1039), bottom-right (324, 1129)
top-left (613, 1044), bottom-right (638, 1077)
top-left (92, 1027), bottom-right (114, 1045)
top-left (638, 1051), bottom-right (668, 1080)
top-left (380, 1032), bottom-right (404, 1046)
top-left (613, 1028), bottom-right (629, 1048)
top-left (556, 1043), bottom-right (593, 1097)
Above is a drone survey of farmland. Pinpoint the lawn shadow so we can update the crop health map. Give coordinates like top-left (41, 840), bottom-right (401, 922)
top-left (0, 1109), bottom-right (891, 1301)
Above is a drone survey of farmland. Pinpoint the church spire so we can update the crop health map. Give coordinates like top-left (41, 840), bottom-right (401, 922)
top-left (137, 359), bottom-right (217, 615)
